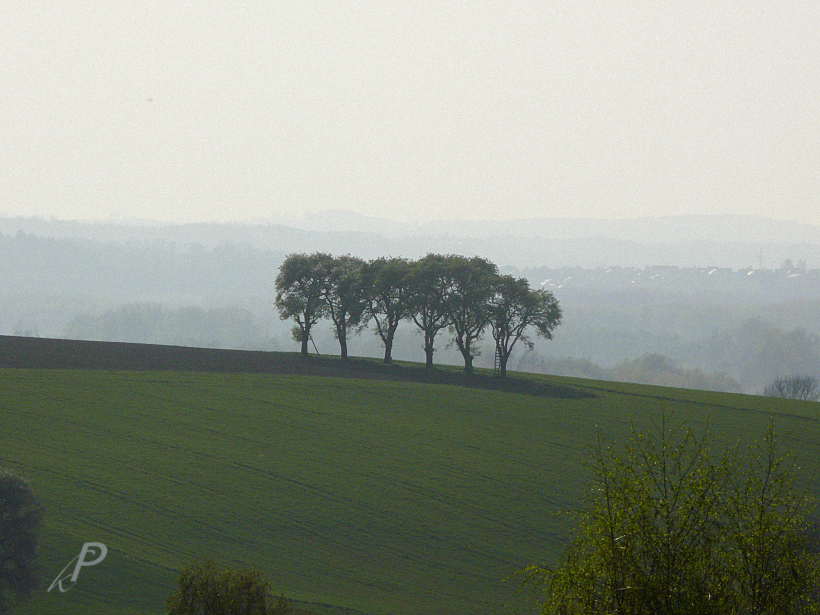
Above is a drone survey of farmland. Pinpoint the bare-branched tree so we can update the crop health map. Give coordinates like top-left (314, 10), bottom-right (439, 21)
top-left (764, 375), bottom-right (819, 401)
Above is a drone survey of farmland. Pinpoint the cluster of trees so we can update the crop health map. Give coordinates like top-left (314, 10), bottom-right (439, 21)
top-left (521, 417), bottom-right (820, 614)
top-left (275, 253), bottom-right (561, 376)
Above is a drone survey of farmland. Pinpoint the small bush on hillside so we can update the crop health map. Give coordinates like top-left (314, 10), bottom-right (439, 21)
top-left (166, 559), bottom-right (291, 615)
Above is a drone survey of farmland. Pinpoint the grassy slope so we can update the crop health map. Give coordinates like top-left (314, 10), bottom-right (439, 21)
top-left (2, 351), bottom-right (819, 614)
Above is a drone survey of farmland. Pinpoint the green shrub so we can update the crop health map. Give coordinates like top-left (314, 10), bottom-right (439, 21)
top-left (166, 558), bottom-right (285, 615)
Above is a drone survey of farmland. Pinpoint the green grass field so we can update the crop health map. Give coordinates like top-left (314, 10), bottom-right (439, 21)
top-left (2, 356), bottom-right (819, 615)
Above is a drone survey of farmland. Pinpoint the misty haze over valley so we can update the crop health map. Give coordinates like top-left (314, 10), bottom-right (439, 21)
top-left (2, 212), bottom-right (819, 395)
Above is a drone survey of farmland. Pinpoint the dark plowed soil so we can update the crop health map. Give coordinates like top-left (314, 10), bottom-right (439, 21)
top-left (0, 335), bottom-right (328, 374)
top-left (0, 335), bottom-right (592, 399)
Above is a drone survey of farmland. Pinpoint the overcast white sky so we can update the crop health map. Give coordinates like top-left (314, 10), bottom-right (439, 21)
top-left (2, 2), bottom-right (818, 226)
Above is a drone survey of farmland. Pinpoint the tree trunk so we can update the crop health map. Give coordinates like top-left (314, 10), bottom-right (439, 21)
top-left (461, 338), bottom-right (473, 373)
top-left (424, 340), bottom-right (435, 368)
top-left (300, 330), bottom-right (309, 356)
top-left (382, 322), bottom-right (400, 364)
top-left (339, 332), bottom-right (348, 360)
top-left (498, 354), bottom-right (508, 378)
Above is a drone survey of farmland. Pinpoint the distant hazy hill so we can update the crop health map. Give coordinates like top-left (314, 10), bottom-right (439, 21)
top-left (2, 213), bottom-right (818, 269)
top-left (290, 211), bottom-right (820, 245)
top-left (415, 214), bottom-right (820, 245)
top-left (284, 212), bottom-right (820, 269)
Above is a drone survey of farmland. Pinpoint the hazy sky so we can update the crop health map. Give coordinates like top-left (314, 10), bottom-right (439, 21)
top-left (3, 2), bottom-right (819, 226)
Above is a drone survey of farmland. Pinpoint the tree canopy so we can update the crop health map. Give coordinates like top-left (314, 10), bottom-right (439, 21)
top-left (0, 469), bottom-right (43, 615)
top-left (166, 559), bottom-right (291, 615)
top-left (488, 275), bottom-right (561, 377)
top-left (274, 252), bottom-right (328, 356)
top-left (318, 254), bottom-right (368, 360)
top-left (363, 257), bottom-right (414, 364)
top-left (440, 255), bottom-right (498, 373)
top-left (520, 417), bottom-right (820, 615)
top-left (407, 253), bottom-right (452, 368)
top-left (275, 252), bottom-right (562, 373)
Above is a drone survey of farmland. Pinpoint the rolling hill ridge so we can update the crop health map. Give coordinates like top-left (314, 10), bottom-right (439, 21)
top-left (1, 336), bottom-right (818, 615)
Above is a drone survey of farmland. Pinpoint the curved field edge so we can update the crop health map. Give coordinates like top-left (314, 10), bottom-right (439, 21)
top-left (1, 365), bottom-right (818, 613)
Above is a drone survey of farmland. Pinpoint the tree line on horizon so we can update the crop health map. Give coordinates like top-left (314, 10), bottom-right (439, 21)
top-left (274, 252), bottom-right (561, 376)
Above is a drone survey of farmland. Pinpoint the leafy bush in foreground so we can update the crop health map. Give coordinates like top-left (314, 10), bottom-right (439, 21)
top-left (166, 559), bottom-right (291, 615)
top-left (521, 417), bottom-right (820, 614)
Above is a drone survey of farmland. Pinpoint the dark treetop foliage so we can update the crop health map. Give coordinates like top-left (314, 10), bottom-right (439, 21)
top-left (440, 255), bottom-right (499, 373)
top-left (166, 558), bottom-right (292, 615)
top-left (362, 257), bottom-right (414, 364)
top-left (488, 275), bottom-right (562, 377)
top-left (520, 416), bottom-right (820, 615)
top-left (317, 254), bottom-right (368, 360)
top-left (275, 252), bottom-right (329, 356)
top-left (407, 253), bottom-right (452, 369)
top-left (0, 469), bottom-right (43, 615)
